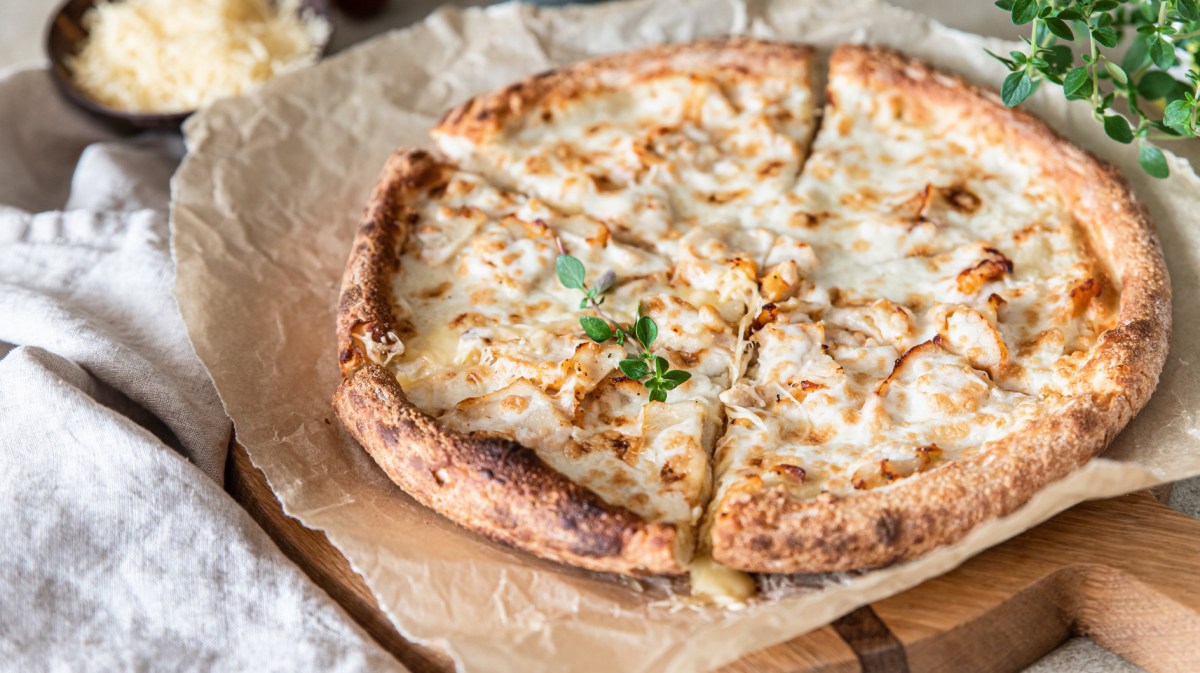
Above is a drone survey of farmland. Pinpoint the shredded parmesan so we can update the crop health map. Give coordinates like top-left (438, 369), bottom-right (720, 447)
top-left (68, 0), bottom-right (330, 113)
top-left (773, 382), bottom-right (804, 410)
top-left (729, 311), bottom-right (753, 384)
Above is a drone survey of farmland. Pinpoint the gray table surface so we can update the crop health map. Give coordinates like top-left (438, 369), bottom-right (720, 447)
top-left (2, 1), bottom-right (1195, 671)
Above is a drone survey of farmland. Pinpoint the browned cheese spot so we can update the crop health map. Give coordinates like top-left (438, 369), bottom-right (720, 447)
top-left (1068, 277), bottom-right (1100, 318)
top-left (750, 302), bottom-right (780, 334)
top-left (706, 189), bottom-right (749, 205)
top-left (956, 248), bottom-right (1014, 294)
top-left (415, 281), bottom-right (453, 300)
top-left (915, 444), bottom-right (944, 471)
top-left (758, 160), bottom-right (785, 179)
top-left (771, 463), bottom-right (807, 482)
top-left (943, 183), bottom-right (982, 213)
top-left (590, 174), bottom-right (623, 194)
top-left (501, 395), bottom-right (528, 414)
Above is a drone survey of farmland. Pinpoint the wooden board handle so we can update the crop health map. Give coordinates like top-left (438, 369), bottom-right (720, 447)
top-left (858, 493), bottom-right (1200, 673)
top-left (723, 493), bottom-right (1200, 673)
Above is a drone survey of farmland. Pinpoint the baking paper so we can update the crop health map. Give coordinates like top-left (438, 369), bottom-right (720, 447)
top-left (171, 1), bottom-right (1200, 671)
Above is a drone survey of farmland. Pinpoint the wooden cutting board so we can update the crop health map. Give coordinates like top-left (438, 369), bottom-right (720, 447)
top-left (226, 443), bottom-right (1200, 672)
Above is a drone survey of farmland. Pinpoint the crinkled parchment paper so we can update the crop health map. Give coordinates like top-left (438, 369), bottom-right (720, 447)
top-left (171, 1), bottom-right (1200, 671)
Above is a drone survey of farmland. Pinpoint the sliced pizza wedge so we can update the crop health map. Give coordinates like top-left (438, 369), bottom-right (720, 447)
top-left (334, 150), bottom-right (745, 574)
top-left (705, 44), bottom-right (1170, 573)
top-left (431, 38), bottom-right (817, 254)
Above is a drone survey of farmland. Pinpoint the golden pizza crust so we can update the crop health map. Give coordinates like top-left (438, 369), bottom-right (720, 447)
top-left (707, 44), bottom-right (1171, 573)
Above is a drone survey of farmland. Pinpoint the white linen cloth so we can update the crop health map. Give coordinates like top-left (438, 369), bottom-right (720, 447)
top-left (0, 66), bottom-right (403, 672)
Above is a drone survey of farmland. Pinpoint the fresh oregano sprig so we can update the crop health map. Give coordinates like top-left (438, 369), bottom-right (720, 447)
top-left (555, 253), bottom-right (691, 403)
top-left (989, 0), bottom-right (1200, 178)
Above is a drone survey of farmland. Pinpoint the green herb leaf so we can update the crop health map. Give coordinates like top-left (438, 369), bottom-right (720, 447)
top-left (1044, 45), bottom-right (1073, 72)
top-left (619, 358), bottom-right (649, 380)
top-left (1150, 39), bottom-right (1176, 70)
top-left (1181, 0), bottom-right (1200, 21)
top-left (1001, 70), bottom-right (1035, 107)
top-left (1044, 17), bottom-right (1074, 40)
top-left (1102, 61), bottom-right (1127, 85)
top-left (1123, 35), bottom-right (1152, 73)
top-left (1063, 67), bottom-right (1092, 99)
top-left (660, 370), bottom-right (692, 389)
top-left (556, 256), bottom-right (689, 403)
top-left (1092, 26), bottom-right (1119, 48)
top-left (1102, 114), bottom-right (1134, 144)
top-left (1010, 0), bottom-right (1037, 24)
top-left (985, 48), bottom-right (1017, 69)
top-left (634, 316), bottom-right (658, 348)
top-left (1138, 71), bottom-right (1183, 100)
top-left (1164, 99), bottom-right (1193, 128)
top-left (1138, 144), bottom-right (1170, 179)
top-left (988, 0), bottom-right (1200, 179)
top-left (556, 254), bottom-right (587, 290)
top-left (580, 316), bottom-right (614, 342)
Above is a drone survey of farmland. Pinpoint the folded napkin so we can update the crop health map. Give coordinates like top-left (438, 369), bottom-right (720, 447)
top-left (0, 66), bottom-right (402, 672)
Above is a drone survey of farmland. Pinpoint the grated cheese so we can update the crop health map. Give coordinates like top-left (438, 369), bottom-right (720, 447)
top-left (68, 0), bottom-right (331, 113)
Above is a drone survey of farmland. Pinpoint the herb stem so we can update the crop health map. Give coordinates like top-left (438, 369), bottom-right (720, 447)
top-left (555, 249), bottom-right (691, 402)
top-left (1191, 68), bottom-right (1200, 135)
top-left (583, 295), bottom-right (652, 359)
top-left (1089, 33), bottom-right (1102, 121)
top-left (996, 0), bottom-right (1197, 177)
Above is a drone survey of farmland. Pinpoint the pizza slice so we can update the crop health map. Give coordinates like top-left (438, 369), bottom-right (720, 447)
top-left (334, 150), bottom-right (750, 574)
top-left (704, 44), bottom-right (1169, 573)
top-left (431, 38), bottom-right (817, 254)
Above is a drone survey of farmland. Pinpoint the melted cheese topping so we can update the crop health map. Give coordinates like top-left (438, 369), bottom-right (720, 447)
top-left (373, 55), bottom-right (1118, 581)
top-left (708, 65), bottom-right (1117, 517)
top-left (434, 67), bottom-right (816, 257)
top-left (689, 554), bottom-right (756, 606)
top-left (383, 171), bottom-right (738, 532)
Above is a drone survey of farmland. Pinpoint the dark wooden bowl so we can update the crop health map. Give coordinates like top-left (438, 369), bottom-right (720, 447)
top-left (45, 0), bottom-right (334, 133)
